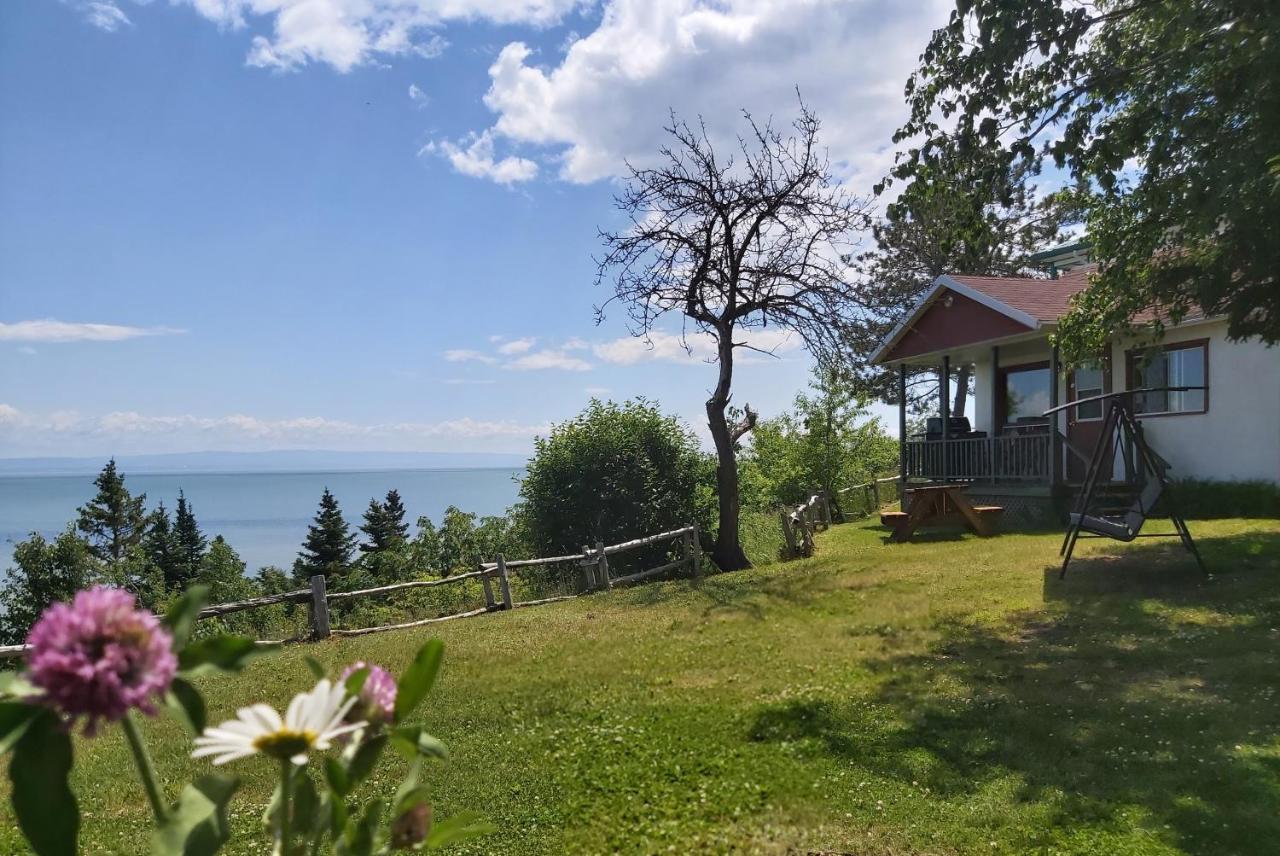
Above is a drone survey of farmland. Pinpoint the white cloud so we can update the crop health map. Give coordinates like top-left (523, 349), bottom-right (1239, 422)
top-left (0, 403), bottom-right (546, 454)
top-left (584, 386), bottom-right (610, 396)
top-left (0, 320), bottom-right (185, 343)
top-left (420, 130), bottom-right (538, 184)
top-left (408, 83), bottom-right (430, 108)
top-left (473, 0), bottom-right (948, 185)
top-left (506, 349), bottom-right (591, 372)
top-left (173, 0), bottom-right (580, 72)
top-left (64, 0), bottom-right (131, 31)
top-left (442, 378), bottom-right (497, 385)
top-left (444, 348), bottom-right (498, 364)
top-left (495, 336), bottom-right (536, 355)
top-left (592, 328), bottom-right (799, 365)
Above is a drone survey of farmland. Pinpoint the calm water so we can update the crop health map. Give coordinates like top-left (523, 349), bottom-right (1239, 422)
top-left (0, 468), bottom-right (524, 574)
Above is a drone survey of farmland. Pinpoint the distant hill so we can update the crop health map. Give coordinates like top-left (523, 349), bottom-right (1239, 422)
top-left (0, 450), bottom-right (528, 476)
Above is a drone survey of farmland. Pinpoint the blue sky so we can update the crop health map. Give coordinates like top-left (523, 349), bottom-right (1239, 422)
top-left (0, 0), bottom-right (945, 458)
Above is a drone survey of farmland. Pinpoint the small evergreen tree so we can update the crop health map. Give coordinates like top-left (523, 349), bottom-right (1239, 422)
top-left (172, 490), bottom-right (207, 588)
top-left (144, 502), bottom-right (182, 589)
top-left (360, 489), bottom-right (411, 554)
top-left (76, 459), bottom-right (147, 563)
top-left (294, 488), bottom-right (356, 580)
top-left (198, 536), bottom-right (257, 604)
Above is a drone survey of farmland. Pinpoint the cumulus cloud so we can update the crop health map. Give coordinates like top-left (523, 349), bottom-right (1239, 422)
top-left (506, 349), bottom-right (591, 371)
top-left (420, 130), bottom-right (538, 184)
top-left (444, 348), bottom-right (498, 365)
top-left (592, 328), bottom-right (799, 365)
top-left (0, 403), bottom-right (546, 454)
top-left (469, 0), bottom-right (948, 185)
top-left (495, 336), bottom-right (536, 355)
top-left (171, 0), bottom-right (580, 72)
top-left (408, 83), bottom-right (430, 108)
top-left (0, 320), bottom-right (185, 343)
top-left (63, 0), bottom-right (131, 31)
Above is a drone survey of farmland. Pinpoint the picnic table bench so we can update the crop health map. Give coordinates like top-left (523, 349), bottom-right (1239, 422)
top-left (880, 484), bottom-right (1003, 542)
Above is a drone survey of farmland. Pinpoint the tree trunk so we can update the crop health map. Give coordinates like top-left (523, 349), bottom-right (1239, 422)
top-left (953, 364), bottom-right (970, 421)
top-left (706, 332), bottom-right (752, 571)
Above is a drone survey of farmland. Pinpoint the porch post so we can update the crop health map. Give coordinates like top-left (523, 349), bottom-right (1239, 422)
top-left (991, 345), bottom-right (1000, 484)
top-left (1050, 344), bottom-right (1061, 486)
top-left (940, 356), bottom-right (950, 483)
top-left (898, 364), bottom-right (907, 510)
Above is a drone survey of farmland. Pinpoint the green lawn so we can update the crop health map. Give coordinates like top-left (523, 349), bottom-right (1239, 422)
top-left (5, 518), bottom-right (1279, 854)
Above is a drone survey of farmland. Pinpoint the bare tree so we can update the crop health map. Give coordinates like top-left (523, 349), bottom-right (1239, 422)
top-left (595, 103), bottom-right (870, 570)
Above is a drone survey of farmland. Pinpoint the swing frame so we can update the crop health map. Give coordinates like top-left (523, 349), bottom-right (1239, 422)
top-left (1044, 388), bottom-right (1208, 579)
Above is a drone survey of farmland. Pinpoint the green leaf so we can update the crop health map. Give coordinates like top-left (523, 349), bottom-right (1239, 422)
top-left (164, 678), bottom-right (207, 735)
top-left (0, 702), bottom-right (40, 756)
top-left (424, 812), bottom-right (494, 850)
top-left (292, 773), bottom-right (320, 848)
top-left (394, 639), bottom-right (443, 724)
top-left (9, 711), bottom-right (78, 856)
top-left (163, 586), bottom-right (210, 651)
top-left (0, 672), bottom-right (38, 700)
top-left (178, 635), bottom-right (272, 677)
top-left (151, 773), bottom-right (239, 856)
top-left (323, 756), bottom-right (350, 797)
top-left (393, 784), bottom-right (431, 817)
top-left (390, 726), bottom-right (449, 762)
top-left (344, 666), bottom-right (370, 700)
top-left (341, 799), bottom-right (383, 856)
top-left (302, 656), bottom-right (327, 680)
top-left (346, 734), bottom-right (387, 791)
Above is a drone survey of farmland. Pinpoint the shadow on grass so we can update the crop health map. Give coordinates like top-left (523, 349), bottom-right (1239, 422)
top-left (749, 531), bottom-right (1280, 852)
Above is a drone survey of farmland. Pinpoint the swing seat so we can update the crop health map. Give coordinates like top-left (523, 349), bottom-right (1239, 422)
top-left (1068, 479), bottom-right (1164, 542)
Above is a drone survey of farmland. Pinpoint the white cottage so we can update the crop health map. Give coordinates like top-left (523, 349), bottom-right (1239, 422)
top-left (870, 241), bottom-right (1280, 521)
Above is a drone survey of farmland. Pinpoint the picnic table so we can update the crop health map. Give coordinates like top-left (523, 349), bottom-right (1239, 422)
top-left (880, 484), bottom-right (1003, 542)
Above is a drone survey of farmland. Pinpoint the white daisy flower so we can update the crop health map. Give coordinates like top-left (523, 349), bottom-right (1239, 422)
top-left (192, 679), bottom-right (366, 766)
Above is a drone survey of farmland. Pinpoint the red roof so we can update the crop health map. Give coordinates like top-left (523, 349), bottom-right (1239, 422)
top-left (947, 267), bottom-right (1093, 324)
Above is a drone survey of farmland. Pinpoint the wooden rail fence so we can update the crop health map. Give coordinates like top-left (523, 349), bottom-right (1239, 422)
top-left (0, 524), bottom-right (703, 659)
top-left (779, 475), bottom-right (902, 560)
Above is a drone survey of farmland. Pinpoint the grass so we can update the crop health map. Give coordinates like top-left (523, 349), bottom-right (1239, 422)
top-left (3, 517), bottom-right (1279, 854)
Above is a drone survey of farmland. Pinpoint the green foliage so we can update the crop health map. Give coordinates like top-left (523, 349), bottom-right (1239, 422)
top-left (896, 0), bottom-right (1280, 360)
top-left (737, 509), bottom-right (786, 568)
top-left (145, 503), bottom-right (182, 592)
top-left (76, 458), bottom-right (148, 564)
top-left (153, 774), bottom-right (239, 856)
top-left (0, 527), bottom-right (99, 644)
top-left (516, 399), bottom-right (715, 566)
top-left (740, 369), bottom-right (897, 518)
top-left (8, 711), bottom-right (78, 856)
top-left (172, 492), bottom-right (208, 590)
top-left (293, 488), bottom-right (357, 582)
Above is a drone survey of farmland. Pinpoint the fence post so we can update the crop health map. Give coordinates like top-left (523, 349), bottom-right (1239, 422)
top-left (309, 574), bottom-right (331, 640)
top-left (480, 562), bottom-right (496, 611)
top-left (496, 553), bottom-right (514, 610)
top-left (595, 540), bottom-right (612, 590)
top-left (780, 510), bottom-right (797, 558)
top-left (689, 524), bottom-right (702, 579)
top-left (821, 491), bottom-right (833, 527)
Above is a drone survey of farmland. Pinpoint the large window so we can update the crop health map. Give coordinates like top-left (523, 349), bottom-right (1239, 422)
top-left (1128, 340), bottom-right (1208, 415)
top-left (1001, 363), bottom-right (1051, 428)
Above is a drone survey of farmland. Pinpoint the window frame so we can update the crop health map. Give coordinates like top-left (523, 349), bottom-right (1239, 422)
top-left (1068, 359), bottom-right (1108, 423)
top-left (1125, 338), bottom-right (1210, 417)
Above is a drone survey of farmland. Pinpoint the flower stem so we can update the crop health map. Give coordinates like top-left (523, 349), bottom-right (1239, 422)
top-left (122, 713), bottom-right (167, 824)
top-left (279, 758), bottom-right (294, 854)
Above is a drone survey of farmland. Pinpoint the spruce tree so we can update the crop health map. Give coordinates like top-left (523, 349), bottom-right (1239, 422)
top-left (360, 489), bottom-right (410, 554)
top-left (294, 488), bottom-right (356, 580)
top-left (144, 502), bottom-right (183, 590)
top-left (76, 459), bottom-right (148, 563)
top-left (172, 490), bottom-right (207, 588)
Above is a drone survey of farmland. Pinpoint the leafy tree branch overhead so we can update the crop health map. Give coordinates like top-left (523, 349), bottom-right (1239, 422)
top-left (892, 0), bottom-right (1280, 362)
top-left (595, 100), bottom-right (871, 571)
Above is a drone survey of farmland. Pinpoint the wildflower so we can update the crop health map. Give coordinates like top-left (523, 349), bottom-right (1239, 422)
top-left (192, 679), bottom-right (365, 766)
top-left (26, 585), bottom-right (177, 735)
top-left (339, 661), bottom-right (397, 726)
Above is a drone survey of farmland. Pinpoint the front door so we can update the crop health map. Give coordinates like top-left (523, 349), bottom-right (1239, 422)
top-left (1065, 355), bottom-right (1111, 482)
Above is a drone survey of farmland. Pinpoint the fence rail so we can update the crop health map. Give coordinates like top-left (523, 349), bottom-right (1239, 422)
top-left (0, 524), bottom-right (704, 660)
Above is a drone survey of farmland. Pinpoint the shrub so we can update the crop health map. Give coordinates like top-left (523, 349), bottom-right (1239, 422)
top-left (1165, 479), bottom-right (1280, 520)
top-left (514, 398), bottom-right (715, 574)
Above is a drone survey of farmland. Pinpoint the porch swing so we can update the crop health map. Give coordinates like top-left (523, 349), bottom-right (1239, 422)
top-left (1044, 387), bottom-right (1208, 578)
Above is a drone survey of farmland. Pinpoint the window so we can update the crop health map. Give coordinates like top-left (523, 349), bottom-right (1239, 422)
top-left (1071, 363), bottom-right (1105, 420)
top-left (1001, 363), bottom-right (1051, 428)
top-left (1129, 341), bottom-right (1208, 415)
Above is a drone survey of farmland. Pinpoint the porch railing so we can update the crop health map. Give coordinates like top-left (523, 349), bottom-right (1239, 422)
top-left (904, 432), bottom-right (1052, 483)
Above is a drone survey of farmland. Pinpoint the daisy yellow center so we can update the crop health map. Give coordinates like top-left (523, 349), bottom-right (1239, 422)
top-left (253, 729), bottom-right (318, 760)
